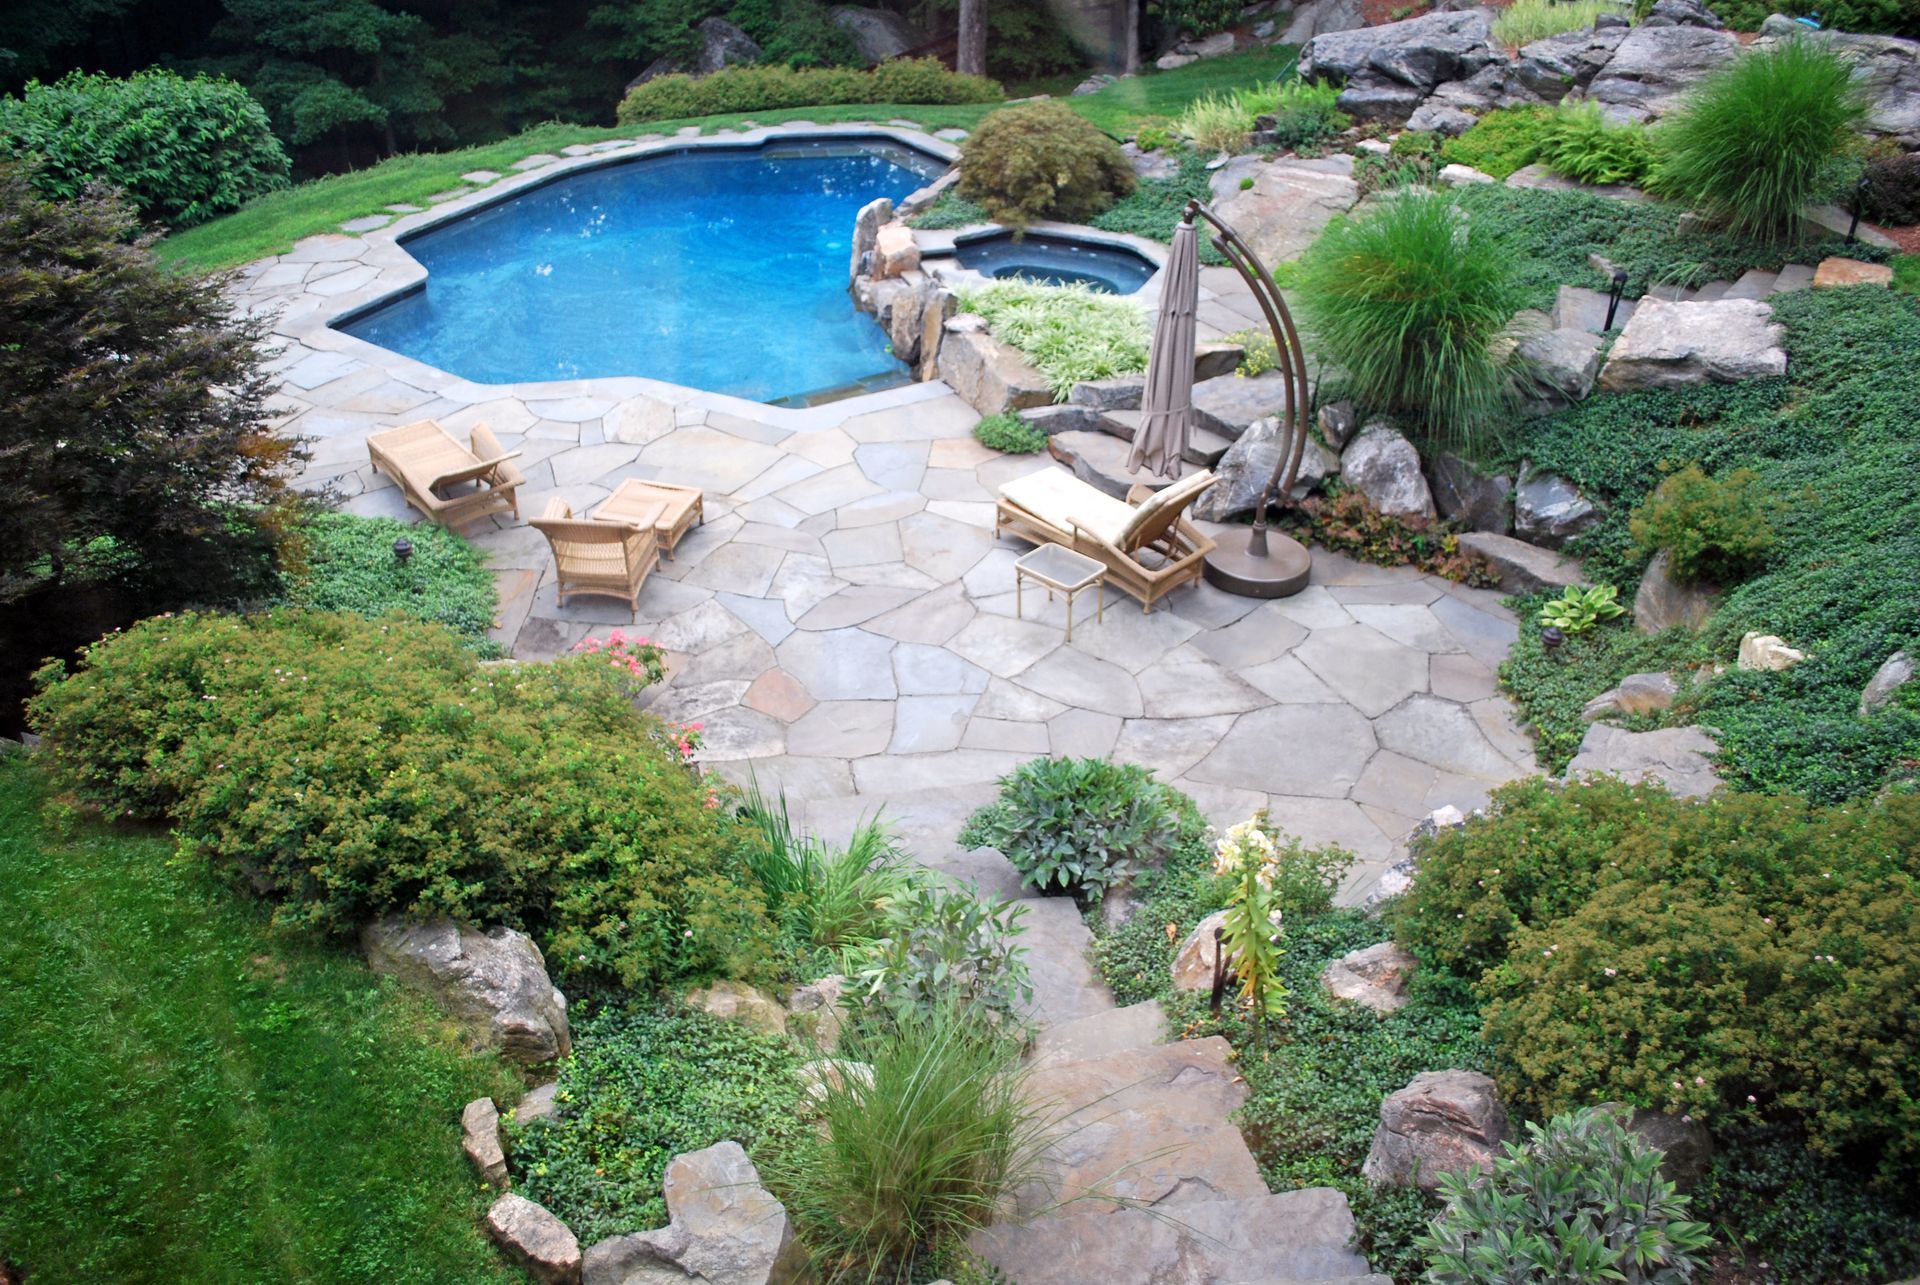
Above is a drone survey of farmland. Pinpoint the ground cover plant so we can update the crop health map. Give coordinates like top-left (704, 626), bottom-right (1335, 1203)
top-left (0, 752), bottom-right (523, 1282)
top-left (617, 58), bottom-right (1002, 125)
top-left (28, 609), bottom-right (774, 990)
top-left (508, 999), bottom-right (808, 1243)
top-left (284, 511), bottom-right (502, 651)
top-left (955, 280), bottom-right (1150, 397)
top-left (971, 411), bottom-right (1048, 453)
top-left (1178, 79), bottom-right (1346, 155)
top-left (957, 100), bottom-right (1136, 230)
top-left (0, 69), bottom-right (290, 228)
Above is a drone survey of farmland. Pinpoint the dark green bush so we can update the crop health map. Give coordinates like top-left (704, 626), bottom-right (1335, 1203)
top-left (1418, 1108), bottom-right (1713, 1283)
top-left (855, 883), bottom-right (1033, 1023)
top-left (0, 70), bottom-right (289, 228)
top-left (1651, 36), bottom-right (1869, 240)
top-left (1294, 190), bottom-right (1528, 451)
top-left (285, 512), bottom-right (500, 651)
top-left (959, 757), bottom-right (1198, 900)
top-left (1714, 0), bottom-right (1920, 37)
top-left (27, 610), bottom-right (775, 990)
top-left (729, 0), bottom-right (860, 67)
top-left (1861, 150), bottom-right (1920, 225)
top-left (1628, 463), bottom-right (1776, 584)
top-left (971, 412), bottom-right (1046, 453)
top-left (957, 100), bottom-right (1136, 231)
top-left (616, 57), bottom-right (1001, 124)
top-left (508, 1000), bottom-right (806, 1243)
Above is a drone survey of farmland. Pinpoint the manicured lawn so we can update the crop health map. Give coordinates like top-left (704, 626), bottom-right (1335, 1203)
top-left (0, 752), bottom-right (525, 1283)
top-left (157, 48), bottom-right (1299, 275)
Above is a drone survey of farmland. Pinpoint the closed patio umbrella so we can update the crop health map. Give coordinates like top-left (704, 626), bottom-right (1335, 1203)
top-left (1127, 217), bottom-right (1200, 480)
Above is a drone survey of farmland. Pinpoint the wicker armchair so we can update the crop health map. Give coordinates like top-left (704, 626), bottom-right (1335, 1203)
top-left (367, 419), bottom-right (524, 528)
top-left (530, 496), bottom-right (663, 612)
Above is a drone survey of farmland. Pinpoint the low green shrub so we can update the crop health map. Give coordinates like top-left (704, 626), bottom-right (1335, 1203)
top-left (769, 1003), bottom-right (1044, 1281)
top-left (1294, 191), bottom-right (1528, 451)
top-left (956, 100), bottom-right (1135, 230)
top-left (0, 69), bottom-right (289, 228)
top-left (284, 512), bottom-right (500, 651)
top-left (1437, 102), bottom-right (1654, 187)
top-left (1896, 254), bottom-right (1920, 295)
top-left (1439, 106), bottom-right (1555, 180)
top-left (1178, 90), bottom-right (1257, 155)
top-left (508, 1000), bottom-right (806, 1244)
top-left (1257, 79), bottom-right (1350, 153)
top-left (1418, 1107), bottom-right (1713, 1283)
top-left (959, 757), bottom-right (1199, 901)
top-left (956, 280), bottom-right (1150, 397)
top-left (616, 57), bottom-right (1001, 125)
top-left (1155, 0), bottom-right (1242, 38)
top-left (1651, 36), bottom-right (1869, 240)
top-left (857, 884), bottom-right (1033, 1023)
top-left (1629, 463), bottom-right (1776, 583)
top-left (972, 412), bottom-right (1047, 454)
top-left (28, 610), bottom-right (774, 990)
top-left (907, 191), bottom-right (991, 229)
top-left (1492, 0), bottom-right (1633, 44)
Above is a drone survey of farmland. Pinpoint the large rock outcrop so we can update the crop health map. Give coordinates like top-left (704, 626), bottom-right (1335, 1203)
top-left (1191, 417), bottom-right (1339, 522)
top-left (936, 318), bottom-right (1052, 416)
top-left (361, 918), bottom-right (571, 1064)
top-left (1581, 24), bottom-right (1739, 121)
top-left (1633, 549), bottom-right (1718, 633)
top-left (1300, 10), bottom-right (1507, 124)
top-left (1756, 16), bottom-right (1920, 141)
top-left (1363, 1070), bottom-right (1509, 1189)
top-left (1597, 297), bottom-right (1787, 392)
top-left (583, 1142), bottom-right (807, 1285)
top-left (1513, 467), bottom-right (1599, 550)
top-left (1208, 154), bottom-right (1359, 266)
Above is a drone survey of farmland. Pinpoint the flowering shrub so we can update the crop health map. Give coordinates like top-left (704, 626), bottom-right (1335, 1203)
top-left (28, 609), bottom-right (774, 989)
top-left (569, 628), bottom-right (666, 687)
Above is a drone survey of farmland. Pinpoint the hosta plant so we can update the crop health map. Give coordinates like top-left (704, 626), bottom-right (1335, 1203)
top-left (1538, 583), bottom-right (1626, 635)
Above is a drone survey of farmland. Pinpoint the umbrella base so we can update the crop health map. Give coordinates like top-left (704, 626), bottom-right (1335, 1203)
top-left (1203, 529), bottom-right (1312, 598)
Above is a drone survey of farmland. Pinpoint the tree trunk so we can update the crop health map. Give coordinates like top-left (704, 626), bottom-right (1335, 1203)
top-left (1124, 0), bottom-right (1140, 74)
top-left (957, 0), bottom-right (987, 77)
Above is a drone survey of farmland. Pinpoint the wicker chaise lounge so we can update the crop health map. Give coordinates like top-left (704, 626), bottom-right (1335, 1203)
top-left (530, 496), bottom-right (663, 612)
top-left (367, 419), bottom-right (525, 528)
top-left (995, 467), bottom-right (1218, 613)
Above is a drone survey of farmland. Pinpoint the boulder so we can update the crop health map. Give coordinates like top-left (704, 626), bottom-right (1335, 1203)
top-left (1193, 341), bottom-right (1246, 382)
top-left (1069, 375), bottom-right (1146, 411)
top-left (1604, 1105), bottom-right (1715, 1191)
top-left (1510, 26), bottom-right (1630, 103)
top-left (1192, 417), bottom-right (1339, 521)
top-left (582, 1142), bottom-right (807, 1285)
top-left (1300, 10), bottom-right (1501, 90)
top-left (693, 18), bottom-right (763, 75)
top-left (786, 974), bottom-right (847, 1051)
top-left (464, 1097), bottom-right (510, 1189)
top-left (1513, 467), bottom-right (1598, 550)
top-left (848, 196), bottom-right (893, 283)
top-left (886, 277), bottom-right (928, 365)
top-left (1282, 0), bottom-right (1368, 46)
top-left (918, 287), bottom-right (956, 381)
top-left (1565, 723), bottom-right (1722, 798)
top-left (1597, 297), bottom-right (1787, 392)
top-left (1335, 72), bottom-right (1429, 123)
top-left (1582, 670), bottom-right (1679, 722)
top-left (1516, 323), bottom-right (1603, 408)
top-left (1438, 162), bottom-right (1496, 185)
top-left (684, 979), bottom-right (788, 1036)
top-left (1363, 856), bottom-right (1418, 910)
top-left (1582, 25), bottom-right (1739, 122)
top-left (1170, 908), bottom-right (1235, 992)
top-left (1191, 369), bottom-right (1301, 440)
top-left (1019, 403), bottom-right (1109, 436)
top-left (1321, 942), bottom-right (1417, 1014)
top-left (872, 221), bottom-right (919, 279)
top-left (1120, 140), bottom-right (1181, 180)
top-left (1456, 531), bottom-right (1583, 593)
top-left (1860, 650), bottom-right (1914, 716)
top-left (1405, 101), bottom-right (1479, 134)
top-left (1813, 256), bottom-right (1895, 288)
top-left (489, 1194), bottom-right (582, 1285)
top-left (517, 1081), bottom-right (562, 1127)
top-left (1639, 0), bottom-right (1721, 28)
top-left (795, 1057), bottom-right (874, 1102)
top-left (1209, 154), bottom-right (1360, 267)
top-left (1340, 422), bottom-right (1435, 519)
top-left (1755, 22), bottom-right (1920, 138)
top-left (1362, 1070), bottom-right (1509, 1189)
top-left (1738, 631), bottom-right (1805, 672)
top-left (936, 323), bottom-right (1053, 416)
top-left (830, 5), bottom-right (924, 65)
top-left (1317, 400), bottom-right (1359, 451)
top-left (1074, 73), bottom-right (1118, 96)
top-left (1185, 30), bottom-right (1238, 58)
top-left (361, 918), bottom-right (571, 1065)
top-left (1155, 52), bottom-right (1197, 71)
top-left (1428, 453), bottom-right (1512, 533)
top-left (1633, 550), bottom-right (1718, 633)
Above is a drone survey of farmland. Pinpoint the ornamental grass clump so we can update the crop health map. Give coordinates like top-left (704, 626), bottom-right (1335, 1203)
top-left (957, 280), bottom-right (1149, 397)
top-left (1652, 36), bottom-right (1870, 241)
top-left (957, 100), bottom-right (1135, 230)
top-left (1492, 0), bottom-right (1632, 46)
top-left (1293, 189), bottom-right (1527, 451)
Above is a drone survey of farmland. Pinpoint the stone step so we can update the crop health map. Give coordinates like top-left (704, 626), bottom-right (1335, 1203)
top-left (1096, 410), bottom-right (1235, 467)
top-left (1689, 279), bottom-right (1731, 302)
top-left (1032, 999), bottom-right (1166, 1068)
top-left (1646, 282), bottom-right (1689, 302)
top-left (1047, 430), bottom-right (1205, 499)
top-left (972, 1187), bottom-right (1383, 1284)
top-left (1772, 262), bottom-right (1816, 293)
top-left (1192, 370), bottom-right (1296, 440)
top-left (1551, 283), bottom-right (1637, 334)
top-left (1013, 895), bottom-right (1117, 1029)
top-left (1723, 269), bottom-right (1777, 300)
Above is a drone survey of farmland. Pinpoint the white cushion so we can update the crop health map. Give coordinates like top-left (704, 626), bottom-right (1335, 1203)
top-left (998, 468), bottom-right (1136, 546)
top-left (1115, 468), bottom-right (1214, 546)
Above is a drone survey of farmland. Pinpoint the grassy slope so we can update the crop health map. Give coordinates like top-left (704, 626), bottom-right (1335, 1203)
top-left (157, 48), bottom-right (1299, 275)
top-left (0, 752), bottom-right (525, 1283)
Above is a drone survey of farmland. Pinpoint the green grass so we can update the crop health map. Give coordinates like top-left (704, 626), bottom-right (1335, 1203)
top-left (159, 47), bottom-right (1299, 275)
top-left (0, 752), bottom-right (524, 1283)
top-left (1895, 254), bottom-right (1920, 295)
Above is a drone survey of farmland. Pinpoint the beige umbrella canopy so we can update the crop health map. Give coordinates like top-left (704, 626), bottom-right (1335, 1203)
top-left (1127, 218), bottom-right (1200, 480)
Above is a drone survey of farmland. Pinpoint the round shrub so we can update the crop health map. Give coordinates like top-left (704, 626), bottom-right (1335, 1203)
top-left (958, 757), bottom-right (1198, 900)
top-left (1628, 463), bottom-right (1777, 584)
top-left (27, 610), bottom-right (775, 989)
top-left (1293, 189), bottom-right (1527, 450)
top-left (957, 101), bottom-right (1136, 231)
top-left (1651, 36), bottom-right (1869, 241)
top-left (1417, 1107), bottom-right (1713, 1283)
top-left (972, 412), bottom-right (1047, 454)
top-left (0, 70), bottom-right (289, 228)
top-left (1861, 150), bottom-right (1920, 226)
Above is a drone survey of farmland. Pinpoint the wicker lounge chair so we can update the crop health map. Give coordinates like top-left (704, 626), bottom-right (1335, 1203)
top-left (531, 496), bottom-right (663, 612)
top-left (995, 467), bottom-right (1218, 613)
top-left (593, 478), bottom-right (705, 560)
top-left (367, 419), bottom-right (524, 528)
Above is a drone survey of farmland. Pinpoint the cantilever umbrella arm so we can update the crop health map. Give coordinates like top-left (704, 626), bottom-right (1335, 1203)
top-left (1182, 200), bottom-right (1314, 597)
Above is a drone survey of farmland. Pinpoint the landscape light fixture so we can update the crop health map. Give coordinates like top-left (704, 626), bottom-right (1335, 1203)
top-left (1846, 175), bottom-right (1871, 244)
top-left (1604, 268), bottom-right (1629, 332)
top-left (392, 536), bottom-right (414, 565)
top-left (1541, 626), bottom-right (1566, 655)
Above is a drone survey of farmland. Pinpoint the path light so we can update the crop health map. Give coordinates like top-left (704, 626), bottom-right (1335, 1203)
top-left (392, 536), bottom-right (413, 565)
top-left (1604, 268), bottom-right (1628, 332)
top-left (1541, 625), bottom-right (1566, 656)
top-left (1846, 175), bottom-right (1871, 245)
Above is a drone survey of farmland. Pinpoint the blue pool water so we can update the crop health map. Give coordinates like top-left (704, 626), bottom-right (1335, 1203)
top-left (951, 231), bottom-right (1158, 295)
top-left (338, 138), bottom-right (945, 403)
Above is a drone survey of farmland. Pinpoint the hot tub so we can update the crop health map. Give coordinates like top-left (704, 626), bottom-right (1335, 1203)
top-left (948, 231), bottom-right (1159, 295)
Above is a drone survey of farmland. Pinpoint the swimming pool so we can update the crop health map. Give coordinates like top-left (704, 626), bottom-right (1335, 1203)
top-left (337, 137), bottom-right (946, 404)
